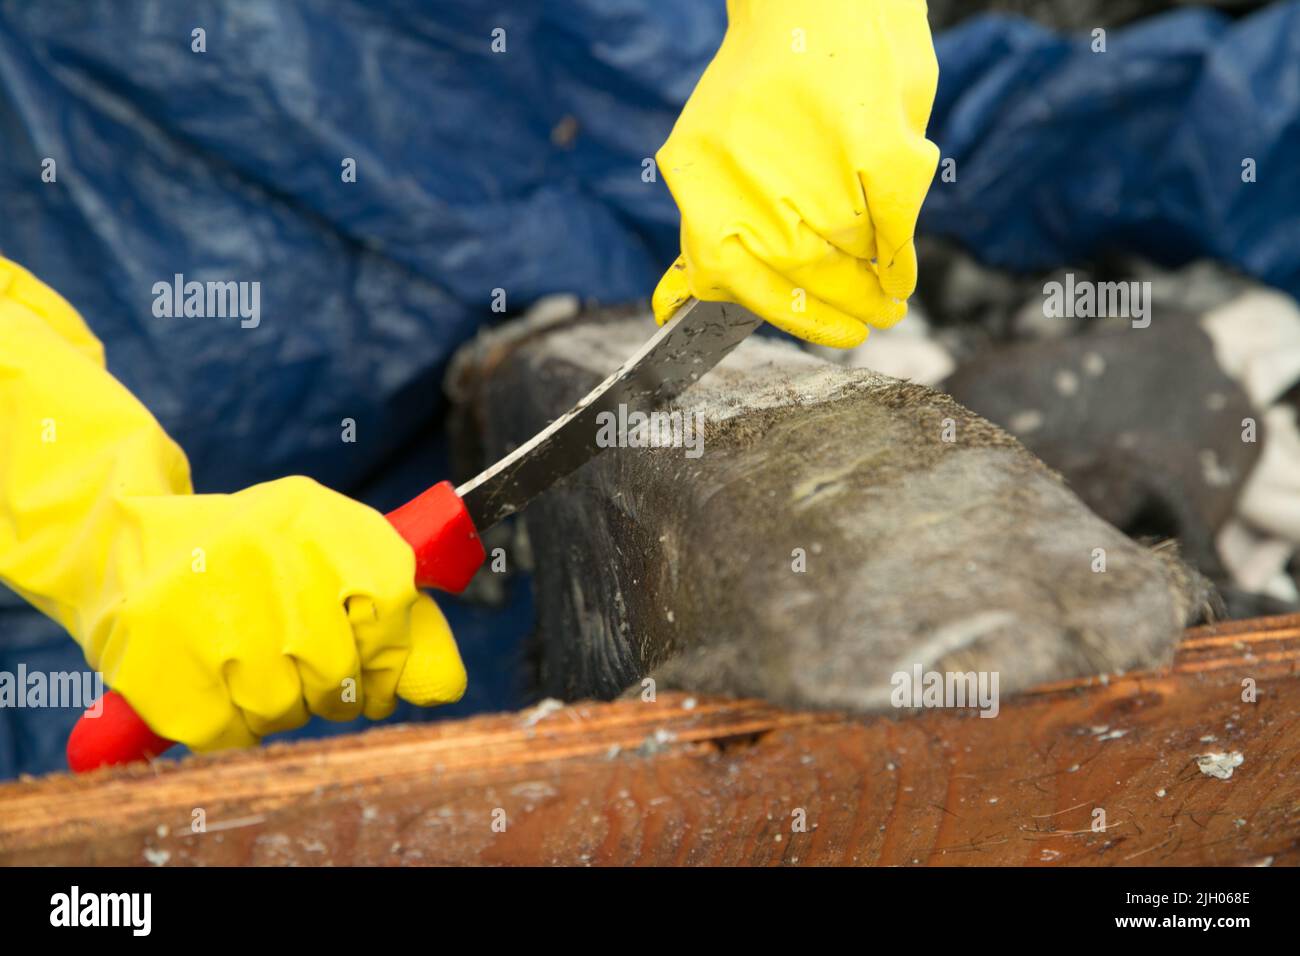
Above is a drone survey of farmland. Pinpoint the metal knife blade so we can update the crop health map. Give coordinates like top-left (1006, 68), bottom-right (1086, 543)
top-left (456, 298), bottom-right (763, 529)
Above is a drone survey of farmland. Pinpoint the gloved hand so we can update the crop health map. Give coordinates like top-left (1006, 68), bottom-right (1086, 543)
top-left (653, 0), bottom-right (940, 348)
top-left (0, 257), bottom-right (465, 751)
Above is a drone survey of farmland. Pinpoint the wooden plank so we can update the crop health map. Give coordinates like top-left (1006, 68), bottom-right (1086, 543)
top-left (1, 615), bottom-right (1297, 866)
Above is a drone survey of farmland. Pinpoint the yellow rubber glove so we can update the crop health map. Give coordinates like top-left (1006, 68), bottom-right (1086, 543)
top-left (0, 257), bottom-right (466, 751)
top-left (653, 0), bottom-right (940, 348)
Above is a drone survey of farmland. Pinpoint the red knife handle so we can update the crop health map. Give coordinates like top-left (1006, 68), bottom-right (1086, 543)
top-left (66, 481), bottom-right (485, 773)
top-left (384, 480), bottom-right (486, 592)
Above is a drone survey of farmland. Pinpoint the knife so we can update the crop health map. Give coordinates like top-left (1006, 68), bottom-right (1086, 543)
top-left (66, 298), bottom-right (763, 771)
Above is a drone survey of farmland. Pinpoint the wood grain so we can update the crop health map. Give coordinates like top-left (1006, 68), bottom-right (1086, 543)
top-left (1, 615), bottom-right (1297, 866)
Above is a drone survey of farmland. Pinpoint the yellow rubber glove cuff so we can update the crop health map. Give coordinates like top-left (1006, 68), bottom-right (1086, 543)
top-left (0, 257), bottom-right (465, 751)
top-left (653, 0), bottom-right (940, 348)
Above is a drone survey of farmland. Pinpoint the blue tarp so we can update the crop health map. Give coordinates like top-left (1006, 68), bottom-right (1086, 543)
top-left (925, 6), bottom-right (1300, 291)
top-left (2, 0), bottom-right (1298, 776)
